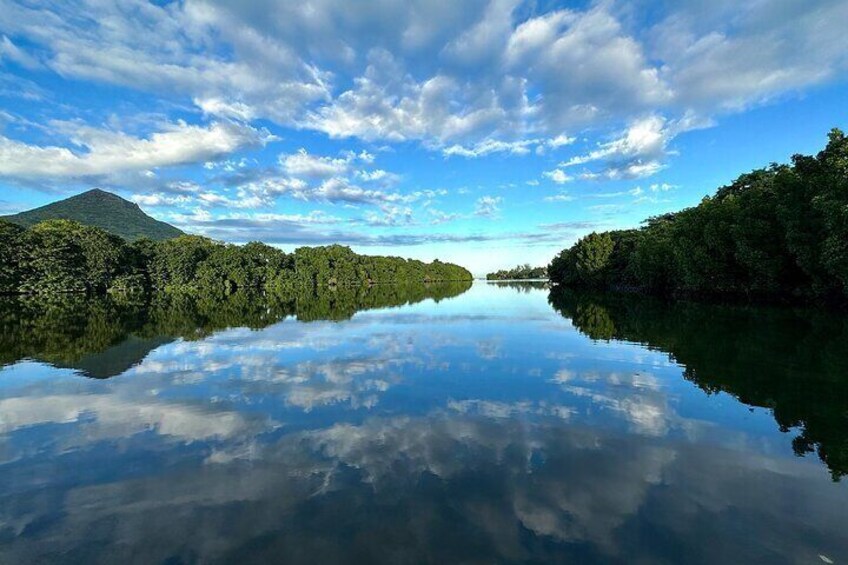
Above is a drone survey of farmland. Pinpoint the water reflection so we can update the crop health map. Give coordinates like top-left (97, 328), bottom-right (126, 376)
top-left (0, 282), bottom-right (846, 563)
top-left (485, 279), bottom-right (550, 292)
top-left (0, 281), bottom-right (471, 378)
top-left (548, 289), bottom-right (848, 480)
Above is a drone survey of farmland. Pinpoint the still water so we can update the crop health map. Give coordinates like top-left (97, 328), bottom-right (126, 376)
top-left (1, 281), bottom-right (846, 564)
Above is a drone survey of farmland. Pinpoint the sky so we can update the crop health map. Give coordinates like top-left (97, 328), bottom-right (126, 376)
top-left (0, 0), bottom-right (846, 276)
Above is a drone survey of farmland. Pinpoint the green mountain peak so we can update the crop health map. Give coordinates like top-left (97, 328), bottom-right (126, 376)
top-left (2, 189), bottom-right (184, 241)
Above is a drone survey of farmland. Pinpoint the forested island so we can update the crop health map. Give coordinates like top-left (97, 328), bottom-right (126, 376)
top-left (548, 129), bottom-right (848, 304)
top-left (486, 264), bottom-right (547, 280)
top-left (0, 219), bottom-right (472, 295)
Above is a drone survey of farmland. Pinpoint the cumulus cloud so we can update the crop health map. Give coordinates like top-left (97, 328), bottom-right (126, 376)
top-left (543, 169), bottom-right (573, 184)
top-left (1, 0), bottom-right (847, 239)
top-left (363, 205), bottom-right (415, 227)
top-left (555, 114), bottom-right (710, 181)
top-left (651, 1), bottom-right (848, 111)
top-left (1, 0), bottom-right (846, 152)
top-left (280, 148), bottom-right (354, 179)
top-left (0, 0), bottom-right (331, 124)
top-left (0, 121), bottom-right (275, 179)
top-left (505, 7), bottom-right (671, 131)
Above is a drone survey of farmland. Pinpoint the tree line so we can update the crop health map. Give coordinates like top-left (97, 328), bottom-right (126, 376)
top-left (485, 263), bottom-right (547, 280)
top-left (0, 220), bottom-right (472, 295)
top-left (548, 129), bottom-right (848, 304)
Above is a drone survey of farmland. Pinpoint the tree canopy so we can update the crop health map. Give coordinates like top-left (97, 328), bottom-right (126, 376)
top-left (0, 223), bottom-right (472, 295)
top-left (486, 264), bottom-right (547, 280)
top-left (548, 129), bottom-right (848, 304)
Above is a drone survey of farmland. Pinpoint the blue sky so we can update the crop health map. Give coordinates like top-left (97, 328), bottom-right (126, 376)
top-left (0, 0), bottom-right (846, 275)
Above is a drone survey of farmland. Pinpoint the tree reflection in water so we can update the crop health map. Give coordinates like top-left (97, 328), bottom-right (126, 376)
top-left (549, 288), bottom-right (848, 480)
top-left (0, 281), bottom-right (472, 379)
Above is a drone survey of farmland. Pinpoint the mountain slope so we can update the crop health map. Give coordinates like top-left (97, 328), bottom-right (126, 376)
top-left (2, 189), bottom-right (184, 241)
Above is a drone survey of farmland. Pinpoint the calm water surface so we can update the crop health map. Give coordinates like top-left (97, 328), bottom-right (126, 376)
top-left (1, 281), bottom-right (847, 564)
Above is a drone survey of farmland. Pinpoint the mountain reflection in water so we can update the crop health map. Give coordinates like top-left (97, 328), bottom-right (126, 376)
top-left (0, 281), bottom-right (846, 564)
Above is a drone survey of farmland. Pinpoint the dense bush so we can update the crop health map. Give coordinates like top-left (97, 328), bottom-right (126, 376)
top-left (548, 129), bottom-right (848, 303)
top-left (0, 223), bottom-right (473, 295)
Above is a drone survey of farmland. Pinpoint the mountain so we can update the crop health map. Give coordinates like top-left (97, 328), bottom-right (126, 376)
top-left (2, 189), bottom-right (183, 241)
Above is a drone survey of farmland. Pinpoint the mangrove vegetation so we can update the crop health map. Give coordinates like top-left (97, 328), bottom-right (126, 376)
top-left (548, 129), bottom-right (848, 304)
top-left (486, 264), bottom-right (547, 280)
top-left (0, 219), bottom-right (472, 295)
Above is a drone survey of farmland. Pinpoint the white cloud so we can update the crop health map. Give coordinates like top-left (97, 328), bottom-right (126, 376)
top-left (0, 0), bottom-right (845, 157)
top-left (652, 1), bottom-right (848, 111)
top-left (428, 208), bottom-right (461, 225)
top-left (443, 138), bottom-right (538, 158)
top-left (280, 148), bottom-right (353, 179)
top-left (474, 195), bottom-right (502, 218)
top-left (0, 0), bottom-right (332, 124)
top-left (195, 97), bottom-right (256, 121)
top-left (130, 193), bottom-right (193, 207)
top-left (544, 134), bottom-right (576, 150)
top-left (0, 394), bottom-right (264, 443)
top-left (0, 121), bottom-right (274, 179)
top-left (543, 193), bottom-right (575, 203)
top-left (555, 114), bottom-right (704, 181)
top-left (237, 174), bottom-right (424, 209)
top-left (504, 7), bottom-right (672, 131)
top-left (543, 169), bottom-right (573, 184)
top-left (0, 35), bottom-right (40, 69)
top-left (649, 182), bottom-right (676, 192)
top-left (0, 0), bottom-right (845, 228)
top-left (355, 169), bottom-right (390, 182)
top-left (363, 205), bottom-right (415, 227)
top-left (562, 116), bottom-right (667, 168)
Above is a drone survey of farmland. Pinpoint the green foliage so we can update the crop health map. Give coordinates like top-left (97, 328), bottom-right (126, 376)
top-left (547, 128), bottom-right (848, 304)
top-left (292, 245), bottom-right (472, 287)
top-left (2, 188), bottom-right (183, 241)
top-left (18, 220), bottom-right (89, 293)
top-left (0, 221), bottom-right (472, 295)
top-left (149, 235), bottom-right (219, 290)
top-left (573, 232), bottom-right (614, 287)
top-left (0, 220), bottom-right (24, 293)
top-left (486, 263), bottom-right (547, 280)
top-left (12, 220), bottom-right (133, 294)
top-left (76, 224), bottom-right (129, 292)
top-left (548, 232), bottom-right (616, 288)
top-left (547, 248), bottom-right (577, 286)
top-left (630, 217), bottom-right (676, 292)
